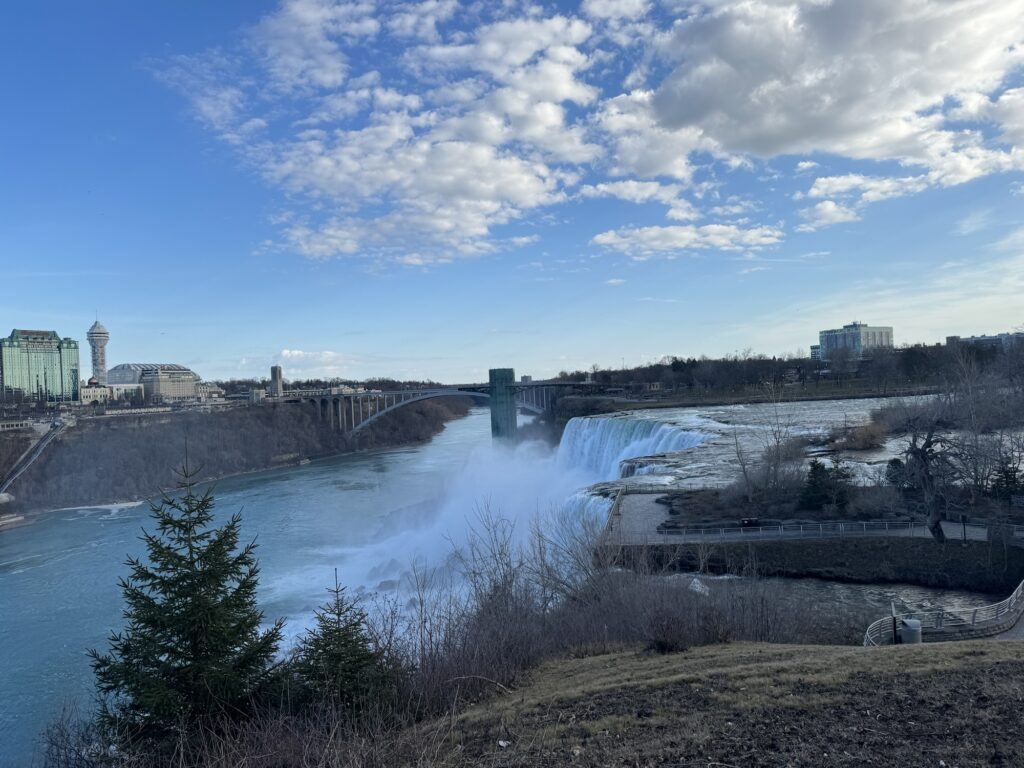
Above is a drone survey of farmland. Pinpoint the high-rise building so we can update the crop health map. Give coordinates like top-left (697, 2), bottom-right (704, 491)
top-left (269, 365), bottom-right (284, 397)
top-left (0, 329), bottom-right (80, 403)
top-left (86, 320), bottom-right (109, 386)
top-left (816, 322), bottom-right (893, 361)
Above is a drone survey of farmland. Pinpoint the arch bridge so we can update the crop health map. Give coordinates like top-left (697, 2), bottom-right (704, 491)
top-left (278, 369), bottom-right (567, 439)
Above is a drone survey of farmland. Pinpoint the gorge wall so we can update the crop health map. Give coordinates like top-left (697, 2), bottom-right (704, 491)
top-left (1, 397), bottom-right (473, 514)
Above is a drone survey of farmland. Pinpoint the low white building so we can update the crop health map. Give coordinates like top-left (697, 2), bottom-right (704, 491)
top-left (79, 380), bottom-right (110, 404)
top-left (108, 363), bottom-right (200, 403)
top-left (196, 382), bottom-right (225, 402)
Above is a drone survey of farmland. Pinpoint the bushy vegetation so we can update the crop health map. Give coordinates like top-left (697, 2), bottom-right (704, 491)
top-left (44, 489), bottom-right (872, 768)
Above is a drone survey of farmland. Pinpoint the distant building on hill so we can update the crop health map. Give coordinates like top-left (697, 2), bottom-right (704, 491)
top-left (816, 322), bottom-right (893, 362)
top-left (195, 382), bottom-right (225, 402)
top-left (269, 365), bottom-right (284, 397)
top-left (108, 363), bottom-right (200, 403)
top-left (79, 377), bottom-right (110, 404)
top-left (946, 331), bottom-right (1024, 350)
top-left (0, 329), bottom-right (80, 403)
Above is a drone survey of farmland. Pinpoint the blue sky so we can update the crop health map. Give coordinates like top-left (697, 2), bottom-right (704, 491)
top-left (2, 0), bottom-right (1023, 383)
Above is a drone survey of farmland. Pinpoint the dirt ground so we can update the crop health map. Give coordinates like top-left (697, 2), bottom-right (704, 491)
top-left (436, 641), bottom-right (1024, 767)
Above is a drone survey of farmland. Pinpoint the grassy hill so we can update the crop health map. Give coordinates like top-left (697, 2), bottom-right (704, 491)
top-left (433, 641), bottom-right (1022, 767)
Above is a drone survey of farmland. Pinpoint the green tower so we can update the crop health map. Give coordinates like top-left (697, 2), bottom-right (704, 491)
top-left (488, 368), bottom-right (517, 440)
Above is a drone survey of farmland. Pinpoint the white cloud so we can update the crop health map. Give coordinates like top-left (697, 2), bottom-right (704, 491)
top-left (278, 348), bottom-right (349, 375)
top-left (159, 0), bottom-right (1024, 265)
top-left (650, 0), bottom-right (1024, 182)
top-left (596, 90), bottom-right (703, 182)
top-left (804, 173), bottom-right (930, 204)
top-left (386, 0), bottom-right (457, 41)
top-left (250, 0), bottom-right (379, 93)
top-left (580, 180), bottom-right (698, 220)
top-left (796, 201), bottom-right (860, 232)
top-left (954, 210), bottom-right (994, 236)
top-left (581, 0), bottom-right (650, 20)
top-left (606, 277), bottom-right (626, 285)
top-left (995, 226), bottom-right (1024, 252)
top-left (709, 197), bottom-right (755, 217)
top-left (593, 223), bottom-right (783, 258)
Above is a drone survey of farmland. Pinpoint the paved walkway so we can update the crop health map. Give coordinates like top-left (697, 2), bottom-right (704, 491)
top-left (603, 491), bottom-right (994, 547)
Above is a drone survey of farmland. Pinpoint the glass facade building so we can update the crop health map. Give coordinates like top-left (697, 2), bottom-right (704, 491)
top-left (0, 329), bottom-right (80, 403)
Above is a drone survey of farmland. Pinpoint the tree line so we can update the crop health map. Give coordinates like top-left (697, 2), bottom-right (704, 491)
top-left (555, 340), bottom-right (1024, 396)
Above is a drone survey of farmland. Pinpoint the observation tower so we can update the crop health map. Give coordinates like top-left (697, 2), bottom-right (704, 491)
top-left (86, 320), bottom-right (110, 386)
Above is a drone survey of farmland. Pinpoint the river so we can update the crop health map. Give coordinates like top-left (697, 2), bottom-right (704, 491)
top-left (0, 399), bottom-right (994, 766)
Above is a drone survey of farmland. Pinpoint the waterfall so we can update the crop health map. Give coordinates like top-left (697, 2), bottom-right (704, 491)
top-left (556, 415), bottom-right (712, 480)
top-left (561, 490), bottom-right (615, 520)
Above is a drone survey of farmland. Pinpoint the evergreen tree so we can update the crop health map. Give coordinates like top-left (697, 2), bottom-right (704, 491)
top-left (992, 460), bottom-right (1022, 499)
top-left (89, 466), bottom-right (283, 743)
top-left (293, 571), bottom-right (383, 711)
top-left (799, 458), bottom-right (831, 510)
top-left (885, 457), bottom-right (907, 489)
top-left (799, 457), bottom-right (853, 511)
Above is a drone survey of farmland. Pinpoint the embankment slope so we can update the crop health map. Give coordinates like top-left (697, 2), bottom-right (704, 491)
top-left (443, 640), bottom-right (1024, 766)
top-left (2, 397), bottom-right (472, 514)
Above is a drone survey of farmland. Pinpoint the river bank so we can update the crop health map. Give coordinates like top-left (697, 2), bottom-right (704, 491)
top-left (0, 396), bottom-right (473, 517)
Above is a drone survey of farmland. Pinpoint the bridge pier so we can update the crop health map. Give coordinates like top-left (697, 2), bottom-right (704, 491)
top-left (489, 368), bottom-right (517, 440)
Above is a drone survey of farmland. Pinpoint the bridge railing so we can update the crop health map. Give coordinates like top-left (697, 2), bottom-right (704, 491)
top-left (863, 577), bottom-right (1024, 646)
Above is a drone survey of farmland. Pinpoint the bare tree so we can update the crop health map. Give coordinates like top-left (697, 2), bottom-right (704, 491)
top-left (900, 398), bottom-right (954, 541)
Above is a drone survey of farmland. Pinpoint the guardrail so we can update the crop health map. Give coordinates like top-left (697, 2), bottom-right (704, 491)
top-left (864, 577), bottom-right (1024, 646)
top-left (662, 520), bottom-right (927, 539)
top-left (606, 517), bottom-right (1024, 547)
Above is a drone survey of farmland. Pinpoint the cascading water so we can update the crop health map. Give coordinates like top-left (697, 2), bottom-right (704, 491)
top-left (556, 415), bottom-right (712, 480)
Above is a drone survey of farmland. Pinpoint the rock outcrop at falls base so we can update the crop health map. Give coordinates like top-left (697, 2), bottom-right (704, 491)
top-left (1, 397), bottom-right (472, 515)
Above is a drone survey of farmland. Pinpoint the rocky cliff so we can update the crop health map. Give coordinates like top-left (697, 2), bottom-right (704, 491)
top-left (2, 397), bottom-right (473, 514)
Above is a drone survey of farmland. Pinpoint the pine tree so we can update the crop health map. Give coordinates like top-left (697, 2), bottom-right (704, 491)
top-left (89, 465), bottom-right (283, 743)
top-left (293, 571), bottom-right (382, 711)
top-left (799, 458), bottom-right (831, 510)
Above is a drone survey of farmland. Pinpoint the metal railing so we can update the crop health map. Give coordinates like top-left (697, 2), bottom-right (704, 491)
top-left (661, 520), bottom-right (926, 539)
top-left (604, 516), bottom-right (1024, 548)
top-left (864, 577), bottom-right (1024, 646)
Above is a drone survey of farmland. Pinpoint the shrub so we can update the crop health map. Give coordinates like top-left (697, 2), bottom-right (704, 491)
top-left (835, 422), bottom-right (888, 450)
top-left (291, 573), bottom-right (389, 714)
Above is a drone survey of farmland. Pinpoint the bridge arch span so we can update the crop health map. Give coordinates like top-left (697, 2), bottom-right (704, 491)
top-left (347, 388), bottom-right (545, 435)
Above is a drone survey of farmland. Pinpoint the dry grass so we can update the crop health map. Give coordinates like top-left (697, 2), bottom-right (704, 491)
top-left (440, 640), bottom-right (1024, 767)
